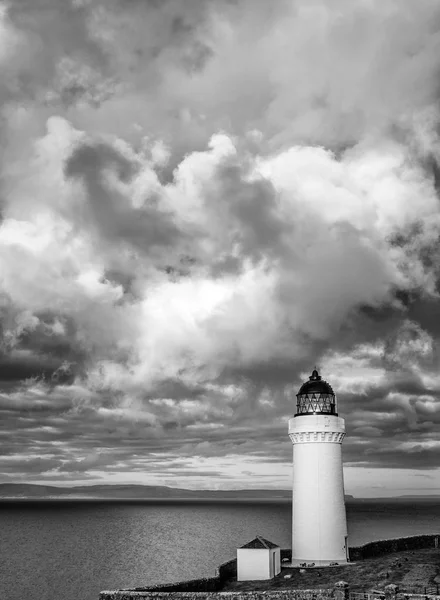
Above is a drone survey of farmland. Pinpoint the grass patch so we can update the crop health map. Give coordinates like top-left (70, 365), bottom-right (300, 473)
top-left (224, 549), bottom-right (440, 592)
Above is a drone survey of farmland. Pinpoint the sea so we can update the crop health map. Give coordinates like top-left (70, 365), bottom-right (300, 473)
top-left (0, 499), bottom-right (439, 600)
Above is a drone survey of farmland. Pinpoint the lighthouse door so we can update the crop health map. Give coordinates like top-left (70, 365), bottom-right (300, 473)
top-left (345, 536), bottom-right (349, 561)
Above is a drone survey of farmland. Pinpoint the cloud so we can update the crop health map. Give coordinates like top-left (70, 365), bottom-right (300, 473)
top-left (49, 0), bottom-right (440, 154)
top-left (1, 0), bottom-right (440, 491)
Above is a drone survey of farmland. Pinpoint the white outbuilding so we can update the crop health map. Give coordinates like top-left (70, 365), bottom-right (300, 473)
top-left (237, 536), bottom-right (281, 581)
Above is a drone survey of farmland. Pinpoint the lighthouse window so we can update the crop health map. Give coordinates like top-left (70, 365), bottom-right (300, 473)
top-left (296, 393), bottom-right (337, 416)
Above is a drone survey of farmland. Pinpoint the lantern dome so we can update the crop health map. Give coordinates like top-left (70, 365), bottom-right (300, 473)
top-left (295, 368), bottom-right (337, 416)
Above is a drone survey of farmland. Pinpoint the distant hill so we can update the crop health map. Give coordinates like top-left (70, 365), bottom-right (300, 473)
top-left (0, 484), bottom-right (356, 500)
top-left (348, 495), bottom-right (440, 502)
top-left (399, 494), bottom-right (440, 498)
top-left (0, 483), bottom-right (290, 499)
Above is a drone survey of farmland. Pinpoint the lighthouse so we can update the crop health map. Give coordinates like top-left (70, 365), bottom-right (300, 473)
top-left (288, 368), bottom-right (348, 566)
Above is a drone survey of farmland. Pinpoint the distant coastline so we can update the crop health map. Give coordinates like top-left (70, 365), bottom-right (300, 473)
top-left (0, 483), bottom-right (339, 501)
top-left (0, 483), bottom-right (439, 502)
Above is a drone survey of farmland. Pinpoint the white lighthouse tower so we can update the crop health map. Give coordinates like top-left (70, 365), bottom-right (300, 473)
top-left (289, 368), bottom-right (348, 566)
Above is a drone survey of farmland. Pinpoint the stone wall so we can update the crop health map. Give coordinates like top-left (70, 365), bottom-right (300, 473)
top-left (98, 584), bottom-right (440, 600)
top-left (348, 535), bottom-right (440, 561)
top-left (129, 577), bottom-right (222, 593)
top-left (216, 557), bottom-right (237, 583)
top-left (99, 588), bottom-right (336, 600)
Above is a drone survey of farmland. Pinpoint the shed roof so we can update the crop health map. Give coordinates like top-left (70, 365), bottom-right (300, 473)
top-left (239, 535), bottom-right (279, 550)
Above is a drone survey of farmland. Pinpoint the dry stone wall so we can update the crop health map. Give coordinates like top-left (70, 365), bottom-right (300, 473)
top-left (348, 534), bottom-right (440, 561)
top-left (99, 590), bottom-right (336, 600)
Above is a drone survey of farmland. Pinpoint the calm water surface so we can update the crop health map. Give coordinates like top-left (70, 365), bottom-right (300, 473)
top-left (0, 500), bottom-right (439, 600)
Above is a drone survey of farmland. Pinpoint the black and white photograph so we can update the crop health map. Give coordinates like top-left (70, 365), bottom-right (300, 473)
top-left (1, 1), bottom-right (440, 599)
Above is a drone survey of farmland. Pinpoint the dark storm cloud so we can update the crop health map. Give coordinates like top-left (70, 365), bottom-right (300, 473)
top-left (344, 446), bottom-right (440, 471)
top-left (0, 456), bottom-right (61, 474)
top-left (64, 141), bottom-right (184, 254)
top-left (1, 0), bottom-right (108, 106)
top-left (208, 162), bottom-right (292, 268)
top-left (0, 354), bottom-right (58, 382)
top-left (0, 305), bottom-right (87, 385)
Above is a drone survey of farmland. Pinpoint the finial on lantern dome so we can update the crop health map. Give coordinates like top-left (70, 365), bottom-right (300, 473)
top-left (310, 367), bottom-right (321, 381)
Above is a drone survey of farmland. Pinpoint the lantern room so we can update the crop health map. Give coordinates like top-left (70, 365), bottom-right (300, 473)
top-left (295, 368), bottom-right (337, 417)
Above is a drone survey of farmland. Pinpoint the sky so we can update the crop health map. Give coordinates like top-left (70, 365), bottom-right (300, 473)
top-left (1, 0), bottom-right (440, 498)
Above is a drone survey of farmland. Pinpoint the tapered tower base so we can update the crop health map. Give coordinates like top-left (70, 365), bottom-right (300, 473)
top-left (289, 414), bottom-right (348, 565)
